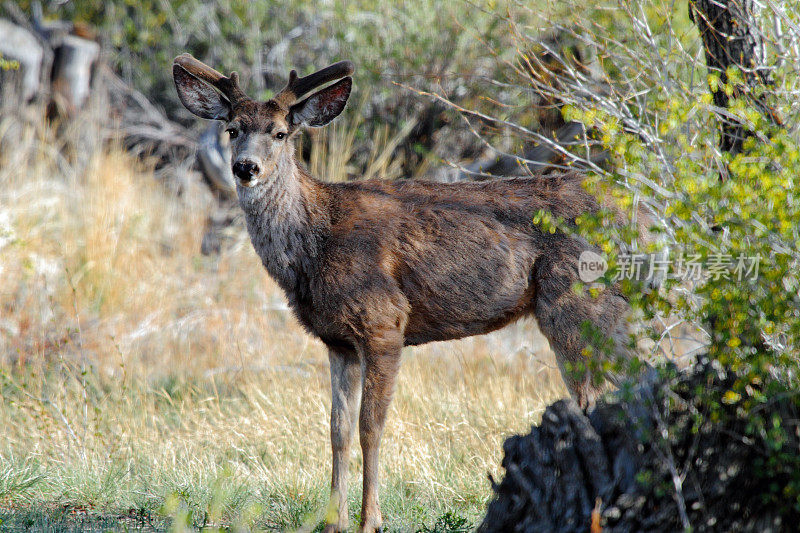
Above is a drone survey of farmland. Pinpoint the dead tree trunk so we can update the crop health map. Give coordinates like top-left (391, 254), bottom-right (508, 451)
top-left (688, 0), bottom-right (778, 162)
top-left (48, 35), bottom-right (99, 117)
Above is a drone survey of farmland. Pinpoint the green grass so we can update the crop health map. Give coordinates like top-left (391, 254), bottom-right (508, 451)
top-left (0, 351), bottom-right (562, 532)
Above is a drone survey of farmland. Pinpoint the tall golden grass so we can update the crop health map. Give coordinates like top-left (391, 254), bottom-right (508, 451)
top-left (0, 100), bottom-right (565, 529)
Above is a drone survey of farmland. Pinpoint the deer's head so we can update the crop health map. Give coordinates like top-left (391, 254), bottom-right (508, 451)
top-left (173, 54), bottom-right (353, 187)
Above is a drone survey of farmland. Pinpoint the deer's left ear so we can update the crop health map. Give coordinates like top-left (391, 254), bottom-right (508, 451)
top-left (288, 77), bottom-right (352, 128)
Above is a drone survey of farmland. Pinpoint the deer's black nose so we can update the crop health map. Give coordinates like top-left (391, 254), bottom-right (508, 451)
top-left (232, 160), bottom-right (260, 181)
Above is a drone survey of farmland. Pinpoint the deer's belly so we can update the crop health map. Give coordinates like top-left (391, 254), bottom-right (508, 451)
top-left (401, 269), bottom-right (536, 345)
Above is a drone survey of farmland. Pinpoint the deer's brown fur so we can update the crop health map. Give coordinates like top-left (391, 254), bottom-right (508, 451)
top-left (173, 54), bottom-right (644, 533)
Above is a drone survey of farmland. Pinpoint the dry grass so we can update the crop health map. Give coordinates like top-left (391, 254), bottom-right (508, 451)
top-left (0, 104), bottom-right (566, 531)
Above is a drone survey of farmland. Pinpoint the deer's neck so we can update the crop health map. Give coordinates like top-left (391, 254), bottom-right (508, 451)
top-left (237, 150), bottom-right (328, 305)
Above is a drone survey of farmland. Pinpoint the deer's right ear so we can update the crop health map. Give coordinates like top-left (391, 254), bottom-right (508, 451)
top-left (288, 77), bottom-right (352, 128)
top-left (173, 64), bottom-right (231, 121)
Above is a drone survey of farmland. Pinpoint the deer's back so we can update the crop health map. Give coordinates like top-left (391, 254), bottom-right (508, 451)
top-left (309, 172), bottom-right (605, 346)
top-left (329, 172), bottom-right (602, 227)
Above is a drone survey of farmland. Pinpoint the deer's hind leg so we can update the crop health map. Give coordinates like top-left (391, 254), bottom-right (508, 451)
top-left (325, 346), bottom-right (363, 533)
top-left (532, 252), bottom-right (637, 408)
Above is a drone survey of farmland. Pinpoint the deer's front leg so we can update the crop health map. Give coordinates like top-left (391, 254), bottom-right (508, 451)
top-left (325, 347), bottom-right (363, 533)
top-left (358, 336), bottom-right (402, 533)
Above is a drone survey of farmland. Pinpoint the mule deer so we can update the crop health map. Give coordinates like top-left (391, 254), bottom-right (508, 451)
top-left (173, 54), bottom-right (646, 532)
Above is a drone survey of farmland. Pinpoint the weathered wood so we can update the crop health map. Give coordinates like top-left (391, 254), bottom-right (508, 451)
top-left (431, 29), bottom-right (607, 182)
top-left (478, 360), bottom-right (799, 532)
top-left (0, 19), bottom-right (45, 103)
top-left (101, 66), bottom-right (196, 158)
top-left (446, 122), bottom-right (606, 181)
top-left (200, 206), bottom-right (240, 256)
top-left (197, 123), bottom-right (236, 197)
top-left (49, 34), bottom-right (99, 116)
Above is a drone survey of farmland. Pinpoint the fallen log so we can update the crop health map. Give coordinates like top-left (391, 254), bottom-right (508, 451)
top-left (440, 121), bottom-right (607, 181)
top-left (429, 28), bottom-right (610, 182)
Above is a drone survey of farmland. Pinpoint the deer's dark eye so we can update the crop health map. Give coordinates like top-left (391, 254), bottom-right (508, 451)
top-left (275, 132), bottom-right (286, 140)
top-left (226, 127), bottom-right (239, 139)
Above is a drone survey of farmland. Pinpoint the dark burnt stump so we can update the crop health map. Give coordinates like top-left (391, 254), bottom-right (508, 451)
top-left (479, 360), bottom-right (800, 533)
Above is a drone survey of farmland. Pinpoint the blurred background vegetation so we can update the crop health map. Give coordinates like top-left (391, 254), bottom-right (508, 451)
top-left (7, 0), bottom-right (548, 180)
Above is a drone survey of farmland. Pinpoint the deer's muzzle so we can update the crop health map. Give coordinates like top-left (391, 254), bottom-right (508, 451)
top-left (233, 160), bottom-right (260, 183)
